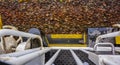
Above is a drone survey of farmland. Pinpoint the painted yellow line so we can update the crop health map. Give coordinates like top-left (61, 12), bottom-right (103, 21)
top-left (51, 34), bottom-right (83, 39)
top-left (48, 44), bottom-right (87, 47)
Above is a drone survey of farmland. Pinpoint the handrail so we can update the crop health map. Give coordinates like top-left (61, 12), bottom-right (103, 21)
top-left (94, 43), bottom-right (115, 55)
top-left (94, 31), bottom-right (120, 55)
top-left (0, 29), bottom-right (43, 49)
top-left (95, 31), bottom-right (120, 43)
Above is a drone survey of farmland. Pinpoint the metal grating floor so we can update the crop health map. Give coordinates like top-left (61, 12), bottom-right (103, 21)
top-left (74, 50), bottom-right (95, 65)
top-left (54, 50), bottom-right (76, 65)
top-left (46, 50), bottom-right (95, 65)
top-left (45, 50), bottom-right (57, 62)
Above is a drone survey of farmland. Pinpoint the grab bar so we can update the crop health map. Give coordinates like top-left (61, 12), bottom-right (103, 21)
top-left (94, 43), bottom-right (115, 55)
top-left (95, 31), bottom-right (120, 43)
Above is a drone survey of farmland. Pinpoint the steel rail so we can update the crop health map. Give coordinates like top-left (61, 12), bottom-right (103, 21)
top-left (96, 31), bottom-right (120, 43)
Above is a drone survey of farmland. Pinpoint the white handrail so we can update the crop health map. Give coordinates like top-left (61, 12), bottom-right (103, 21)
top-left (94, 31), bottom-right (120, 55)
top-left (45, 49), bottom-right (61, 65)
top-left (0, 29), bottom-right (43, 49)
top-left (70, 49), bottom-right (83, 65)
top-left (0, 48), bottom-right (40, 57)
top-left (95, 31), bottom-right (120, 43)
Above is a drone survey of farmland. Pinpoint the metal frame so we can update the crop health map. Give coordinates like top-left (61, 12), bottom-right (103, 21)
top-left (0, 29), bottom-right (120, 65)
top-left (3, 25), bottom-right (23, 43)
top-left (95, 31), bottom-right (120, 43)
top-left (0, 48), bottom-right (40, 57)
top-left (0, 29), bottom-right (43, 52)
top-left (94, 31), bottom-right (120, 55)
top-left (1, 47), bottom-right (120, 65)
top-left (94, 43), bottom-right (115, 55)
top-left (6, 48), bottom-right (51, 65)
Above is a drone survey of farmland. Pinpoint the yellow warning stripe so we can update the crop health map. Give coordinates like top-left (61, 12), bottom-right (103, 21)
top-left (0, 15), bottom-right (2, 29)
top-left (51, 34), bottom-right (83, 39)
top-left (48, 44), bottom-right (87, 47)
top-left (115, 36), bottom-right (120, 44)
